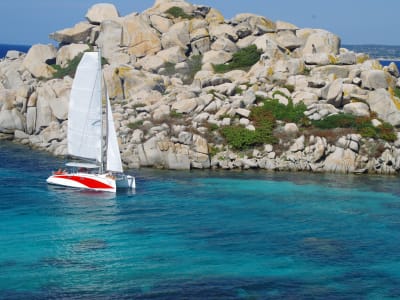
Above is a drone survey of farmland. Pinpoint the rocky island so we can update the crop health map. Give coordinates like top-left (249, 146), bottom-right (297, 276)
top-left (1, 0), bottom-right (400, 175)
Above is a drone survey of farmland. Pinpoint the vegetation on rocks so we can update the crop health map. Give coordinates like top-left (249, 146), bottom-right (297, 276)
top-left (165, 6), bottom-right (192, 19)
top-left (160, 55), bottom-right (202, 84)
top-left (258, 96), bottom-right (308, 125)
top-left (312, 114), bottom-right (397, 142)
top-left (213, 45), bottom-right (262, 73)
top-left (51, 51), bottom-right (108, 79)
top-left (127, 121), bottom-right (143, 130)
top-left (220, 96), bottom-right (306, 150)
top-left (51, 53), bottom-right (83, 79)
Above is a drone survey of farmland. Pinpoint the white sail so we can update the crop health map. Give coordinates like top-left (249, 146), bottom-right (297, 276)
top-left (67, 52), bottom-right (102, 162)
top-left (106, 95), bottom-right (123, 173)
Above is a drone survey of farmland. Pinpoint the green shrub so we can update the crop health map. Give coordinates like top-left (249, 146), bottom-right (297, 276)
top-left (51, 51), bottom-right (107, 79)
top-left (312, 114), bottom-right (397, 142)
top-left (132, 103), bottom-right (146, 109)
top-left (162, 62), bottom-right (177, 77)
top-left (170, 110), bottom-right (183, 118)
top-left (257, 97), bottom-right (307, 125)
top-left (127, 120), bottom-right (143, 130)
top-left (184, 55), bottom-right (202, 84)
top-left (312, 114), bottom-right (357, 129)
top-left (51, 53), bottom-right (83, 79)
top-left (160, 55), bottom-right (202, 84)
top-left (375, 122), bottom-right (397, 142)
top-left (394, 87), bottom-right (400, 99)
top-left (221, 126), bottom-right (262, 150)
top-left (165, 6), bottom-right (192, 19)
top-left (213, 45), bottom-right (262, 73)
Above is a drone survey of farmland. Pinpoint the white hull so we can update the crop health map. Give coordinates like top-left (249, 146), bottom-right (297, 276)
top-left (47, 172), bottom-right (116, 193)
top-left (116, 174), bottom-right (136, 189)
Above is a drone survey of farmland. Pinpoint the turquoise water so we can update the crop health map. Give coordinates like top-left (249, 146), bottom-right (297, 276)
top-left (1, 141), bottom-right (400, 299)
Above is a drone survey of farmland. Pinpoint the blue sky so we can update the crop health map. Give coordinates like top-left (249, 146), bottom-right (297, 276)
top-left (1, 0), bottom-right (399, 46)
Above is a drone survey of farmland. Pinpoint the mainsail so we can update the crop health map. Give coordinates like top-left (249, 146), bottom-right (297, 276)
top-left (67, 52), bottom-right (102, 162)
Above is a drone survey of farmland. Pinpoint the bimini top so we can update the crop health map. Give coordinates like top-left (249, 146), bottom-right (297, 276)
top-left (66, 162), bottom-right (100, 169)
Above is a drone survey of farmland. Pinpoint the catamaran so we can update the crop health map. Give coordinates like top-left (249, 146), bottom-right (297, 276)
top-left (47, 51), bottom-right (135, 193)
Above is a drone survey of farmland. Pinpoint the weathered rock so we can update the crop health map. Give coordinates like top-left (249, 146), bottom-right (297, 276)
top-left (171, 98), bottom-right (197, 113)
top-left (0, 60), bottom-right (25, 89)
top-left (137, 136), bottom-right (191, 170)
top-left (232, 13), bottom-right (276, 35)
top-left (304, 53), bottom-right (330, 65)
top-left (276, 30), bottom-right (302, 50)
top-left (50, 22), bottom-right (95, 44)
top-left (276, 20), bottom-right (298, 31)
top-left (324, 147), bottom-right (357, 173)
top-left (337, 51), bottom-right (357, 65)
top-left (26, 107), bottom-right (36, 134)
top-left (367, 89), bottom-right (400, 127)
top-left (209, 23), bottom-right (238, 41)
top-left (202, 50), bottom-right (233, 65)
top-left (157, 46), bottom-right (186, 64)
top-left (5, 50), bottom-right (24, 60)
top-left (110, 65), bottom-right (164, 99)
top-left (85, 3), bottom-right (119, 24)
top-left (289, 135), bottom-right (305, 152)
top-left (191, 36), bottom-right (211, 55)
top-left (326, 79), bottom-right (344, 107)
top-left (386, 62), bottom-right (400, 77)
top-left (150, 15), bottom-right (173, 33)
top-left (190, 22), bottom-right (211, 54)
top-left (162, 21), bottom-right (190, 50)
top-left (95, 20), bottom-right (123, 62)
top-left (284, 123), bottom-right (299, 135)
top-left (138, 55), bottom-right (165, 72)
top-left (211, 37), bottom-right (238, 53)
top-left (205, 8), bottom-right (225, 25)
top-left (255, 35), bottom-right (285, 61)
top-left (0, 109), bottom-right (26, 133)
top-left (361, 70), bottom-right (391, 90)
top-left (40, 121), bottom-right (64, 143)
top-left (56, 44), bottom-right (90, 68)
top-left (35, 86), bottom-right (56, 131)
top-left (292, 91), bottom-right (318, 106)
top-left (343, 102), bottom-right (370, 117)
top-left (310, 65), bottom-right (350, 80)
top-left (119, 14), bottom-right (162, 57)
top-left (311, 136), bottom-right (327, 163)
top-left (0, 89), bottom-right (16, 110)
top-left (22, 44), bottom-right (57, 79)
top-left (301, 29), bottom-right (340, 56)
top-left (191, 134), bottom-right (210, 169)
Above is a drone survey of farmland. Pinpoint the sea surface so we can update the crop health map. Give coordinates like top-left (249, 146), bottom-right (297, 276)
top-left (0, 44), bottom-right (30, 58)
top-left (2, 141), bottom-right (400, 299)
top-left (1, 43), bottom-right (400, 299)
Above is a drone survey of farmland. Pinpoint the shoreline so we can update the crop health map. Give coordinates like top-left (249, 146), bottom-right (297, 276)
top-left (3, 134), bottom-right (400, 177)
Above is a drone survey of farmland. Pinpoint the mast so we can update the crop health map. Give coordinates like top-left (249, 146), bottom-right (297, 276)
top-left (99, 49), bottom-right (105, 174)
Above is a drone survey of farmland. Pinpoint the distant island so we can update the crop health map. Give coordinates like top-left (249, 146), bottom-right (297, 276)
top-left (1, 0), bottom-right (400, 175)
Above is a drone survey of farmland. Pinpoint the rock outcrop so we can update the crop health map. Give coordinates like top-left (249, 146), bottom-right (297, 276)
top-left (2, 0), bottom-right (400, 175)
